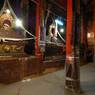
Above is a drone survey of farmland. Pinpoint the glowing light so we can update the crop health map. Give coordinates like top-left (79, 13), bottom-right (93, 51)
top-left (15, 19), bottom-right (22, 27)
top-left (22, 79), bottom-right (31, 83)
top-left (22, 79), bottom-right (26, 83)
top-left (50, 24), bottom-right (55, 28)
top-left (60, 28), bottom-right (64, 33)
top-left (26, 79), bottom-right (31, 82)
top-left (6, 9), bottom-right (10, 14)
top-left (87, 33), bottom-right (91, 38)
top-left (55, 19), bottom-right (63, 26)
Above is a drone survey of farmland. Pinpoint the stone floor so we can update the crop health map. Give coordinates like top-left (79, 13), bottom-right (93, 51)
top-left (0, 63), bottom-right (95, 95)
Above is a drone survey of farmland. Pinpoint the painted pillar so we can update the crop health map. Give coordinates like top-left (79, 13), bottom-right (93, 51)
top-left (93, 0), bottom-right (95, 64)
top-left (65, 0), bottom-right (80, 92)
top-left (39, 0), bottom-right (46, 54)
top-left (66, 0), bottom-right (72, 57)
top-left (81, 16), bottom-right (85, 44)
top-left (35, 0), bottom-right (43, 60)
top-left (81, 14), bottom-right (87, 64)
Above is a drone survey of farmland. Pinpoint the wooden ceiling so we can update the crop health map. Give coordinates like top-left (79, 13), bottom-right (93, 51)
top-left (82, 0), bottom-right (90, 5)
top-left (53, 0), bottom-right (67, 11)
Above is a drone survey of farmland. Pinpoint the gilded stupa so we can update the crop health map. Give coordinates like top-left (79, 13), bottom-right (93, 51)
top-left (0, 0), bottom-right (33, 56)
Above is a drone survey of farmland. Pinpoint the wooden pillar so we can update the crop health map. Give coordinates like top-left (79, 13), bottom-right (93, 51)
top-left (81, 16), bottom-right (85, 44)
top-left (65, 0), bottom-right (80, 92)
top-left (80, 2), bottom-right (88, 64)
top-left (35, 0), bottom-right (43, 60)
top-left (93, 0), bottom-right (95, 64)
top-left (39, 0), bottom-right (46, 54)
top-left (66, 0), bottom-right (72, 57)
top-left (81, 15), bottom-right (87, 64)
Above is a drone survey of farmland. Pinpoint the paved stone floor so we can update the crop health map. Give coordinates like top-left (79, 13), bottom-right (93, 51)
top-left (0, 63), bottom-right (95, 95)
